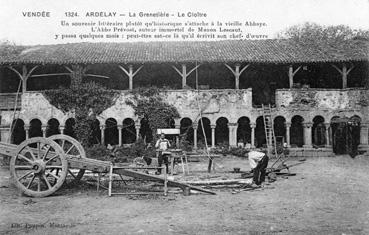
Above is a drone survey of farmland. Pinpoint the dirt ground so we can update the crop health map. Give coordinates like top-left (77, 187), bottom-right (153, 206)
top-left (0, 155), bottom-right (369, 235)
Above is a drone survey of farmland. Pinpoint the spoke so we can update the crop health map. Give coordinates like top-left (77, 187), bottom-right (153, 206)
top-left (37, 177), bottom-right (41, 191)
top-left (46, 171), bottom-right (60, 180)
top-left (42, 175), bottom-right (52, 189)
top-left (68, 169), bottom-right (77, 179)
top-left (25, 147), bottom-right (36, 161)
top-left (42, 145), bottom-right (51, 160)
top-left (46, 166), bottom-right (63, 169)
top-left (17, 154), bottom-right (33, 164)
top-left (45, 154), bottom-right (59, 165)
top-left (61, 140), bottom-right (65, 151)
top-left (26, 174), bottom-right (36, 189)
top-left (65, 145), bottom-right (75, 155)
top-left (14, 165), bottom-right (33, 170)
top-left (17, 171), bottom-right (33, 181)
top-left (37, 143), bottom-right (41, 159)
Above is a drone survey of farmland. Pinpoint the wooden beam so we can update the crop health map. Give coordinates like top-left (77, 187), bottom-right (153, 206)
top-left (288, 65), bottom-right (301, 88)
top-left (225, 63), bottom-right (249, 89)
top-left (118, 65), bottom-right (143, 90)
top-left (331, 63), bottom-right (354, 89)
top-left (7, 65), bottom-right (38, 92)
top-left (172, 64), bottom-right (201, 89)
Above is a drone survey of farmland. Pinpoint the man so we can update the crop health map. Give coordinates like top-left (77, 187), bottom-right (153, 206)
top-left (248, 149), bottom-right (269, 186)
top-left (155, 133), bottom-right (171, 174)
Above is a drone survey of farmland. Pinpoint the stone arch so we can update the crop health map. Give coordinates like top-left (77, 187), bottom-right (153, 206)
top-left (312, 116), bottom-right (325, 146)
top-left (237, 116), bottom-right (251, 145)
top-left (198, 117), bottom-right (211, 147)
top-left (274, 116), bottom-right (286, 144)
top-left (64, 118), bottom-right (76, 138)
top-left (255, 116), bottom-right (265, 148)
top-left (46, 118), bottom-right (60, 137)
top-left (215, 117), bottom-right (229, 145)
top-left (290, 115), bottom-right (304, 147)
top-left (29, 119), bottom-right (43, 138)
top-left (11, 118), bottom-right (26, 144)
top-left (180, 117), bottom-right (193, 144)
top-left (122, 118), bottom-right (136, 144)
top-left (105, 118), bottom-right (118, 146)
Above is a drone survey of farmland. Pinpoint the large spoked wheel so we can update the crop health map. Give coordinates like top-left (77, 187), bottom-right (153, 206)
top-left (48, 134), bottom-right (86, 184)
top-left (10, 137), bottom-right (68, 197)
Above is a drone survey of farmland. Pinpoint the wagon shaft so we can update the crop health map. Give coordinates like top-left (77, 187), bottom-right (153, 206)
top-left (0, 142), bottom-right (18, 157)
top-left (67, 156), bottom-right (111, 173)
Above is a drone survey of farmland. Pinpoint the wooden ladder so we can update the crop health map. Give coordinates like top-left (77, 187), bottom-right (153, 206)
top-left (262, 104), bottom-right (278, 158)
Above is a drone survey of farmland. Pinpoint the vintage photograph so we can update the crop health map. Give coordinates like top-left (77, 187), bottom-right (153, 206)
top-left (0, 0), bottom-right (368, 234)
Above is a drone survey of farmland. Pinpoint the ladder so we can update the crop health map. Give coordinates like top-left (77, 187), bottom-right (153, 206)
top-left (262, 104), bottom-right (278, 158)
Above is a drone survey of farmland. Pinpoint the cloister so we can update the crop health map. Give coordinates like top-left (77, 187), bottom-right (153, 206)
top-left (0, 39), bottom-right (368, 155)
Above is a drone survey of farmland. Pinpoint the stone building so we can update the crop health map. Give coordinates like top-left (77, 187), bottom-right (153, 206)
top-left (0, 39), bottom-right (368, 156)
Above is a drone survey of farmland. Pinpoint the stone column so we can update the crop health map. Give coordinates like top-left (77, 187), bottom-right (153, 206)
top-left (117, 125), bottom-right (123, 146)
top-left (24, 125), bottom-right (30, 139)
top-left (250, 122), bottom-right (256, 148)
top-left (358, 122), bottom-right (369, 152)
top-left (210, 124), bottom-right (216, 148)
top-left (285, 122), bottom-right (291, 147)
top-left (324, 123), bottom-right (331, 148)
top-left (135, 124), bottom-right (141, 141)
top-left (41, 125), bottom-right (47, 138)
top-left (193, 124), bottom-right (198, 150)
top-left (59, 125), bottom-right (65, 135)
top-left (228, 123), bottom-right (238, 147)
top-left (100, 125), bottom-right (105, 145)
top-left (303, 122), bottom-right (313, 148)
top-left (175, 124), bottom-right (181, 148)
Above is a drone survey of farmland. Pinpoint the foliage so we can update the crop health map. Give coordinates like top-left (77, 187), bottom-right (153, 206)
top-left (278, 22), bottom-right (369, 44)
top-left (85, 144), bottom-right (111, 161)
top-left (0, 40), bottom-right (28, 58)
top-left (43, 82), bottom-right (119, 146)
top-left (126, 86), bottom-right (180, 139)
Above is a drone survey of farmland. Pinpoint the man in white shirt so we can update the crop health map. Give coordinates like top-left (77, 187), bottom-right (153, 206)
top-left (155, 133), bottom-right (171, 174)
top-left (248, 149), bottom-right (269, 186)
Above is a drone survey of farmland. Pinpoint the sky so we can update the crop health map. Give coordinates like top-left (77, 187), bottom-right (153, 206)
top-left (0, 0), bottom-right (368, 45)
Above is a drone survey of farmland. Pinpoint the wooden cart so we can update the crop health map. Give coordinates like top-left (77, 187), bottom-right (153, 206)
top-left (0, 135), bottom-right (215, 197)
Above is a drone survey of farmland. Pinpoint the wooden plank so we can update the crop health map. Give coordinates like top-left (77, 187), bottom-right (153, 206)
top-left (112, 168), bottom-right (216, 195)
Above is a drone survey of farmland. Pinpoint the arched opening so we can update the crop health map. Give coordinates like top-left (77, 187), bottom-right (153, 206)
top-left (11, 119), bottom-right (26, 144)
top-left (290, 116), bottom-right (304, 147)
top-left (197, 117), bottom-right (211, 147)
top-left (140, 119), bottom-right (152, 143)
top-left (46, 118), bottom-right (60, 137)
top-left (331, 115), bottom-right (361, 156)
top-left (122, 118), bottom-right (136, 144)
top-left (215, 117), bottom-right (229, 145)
top-left (274, 116), bottom-right (286, 145)
top-left (255, 116), bottom-right (266, 148)
top-left (180, 118), bottom-right (193, 144)
top-left (90, 119), bottom-right (101, 145)
top-left (237, 116), bottom-right (251, 145)
top-left (312, 116), bottom-right (326, 147)
top-left (105, 118), bottom-right (118, 146)
top-left (29, 119), bottom-right (42, 138)
top-left (64, 118), bottom-right (76, 138)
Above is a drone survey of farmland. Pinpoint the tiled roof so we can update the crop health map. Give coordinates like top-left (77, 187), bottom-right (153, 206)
top-left (0, 39), bottom-right (368, 65)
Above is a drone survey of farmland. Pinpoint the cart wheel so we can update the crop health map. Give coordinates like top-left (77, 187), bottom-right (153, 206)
top-left (10, 137), bottom-right (68, 197)
top-left (48, 134), bottom-right (86, 184)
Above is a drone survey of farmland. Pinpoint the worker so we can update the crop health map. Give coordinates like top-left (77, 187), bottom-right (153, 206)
top-left (155, 133), bottom-right (171, 174)
top-left (247, 149), bottom-right (269, 186)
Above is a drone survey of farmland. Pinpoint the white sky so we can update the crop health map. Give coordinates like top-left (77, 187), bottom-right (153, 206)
top-left (0, 0), bottom-right (368, 45)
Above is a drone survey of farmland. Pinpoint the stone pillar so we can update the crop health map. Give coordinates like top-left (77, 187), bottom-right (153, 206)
top-left (41, 125), bottom-right (47, 138)
top-left (250, 123), bottom-right (256, 148)
top-left (59, 125), bottom-right (65, 135)
top-left (358, 122), bottom-right (369, 152)
top-left (135, 124), bottom-right (141, 141)
top-left (210, 124), bottom-right (216, 148)
top-left (24, 125), bottom-right (30, 139)
top-left (117, 125), bottom-right (122, 146)
top-left (100, 125), bottom-right (105, 145)
top-left (175, 124), bottom-right (181, 148)
top-left (193, 124), bottom-right (198, 150)
top-left (285, 122), bottom-right (291, 147)
top-left (228, 123), bottom-right (238, 147)
top-left (303, 122), bottom-right (313, 148)
top-left (324, 123), bottom-right (331, 148)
